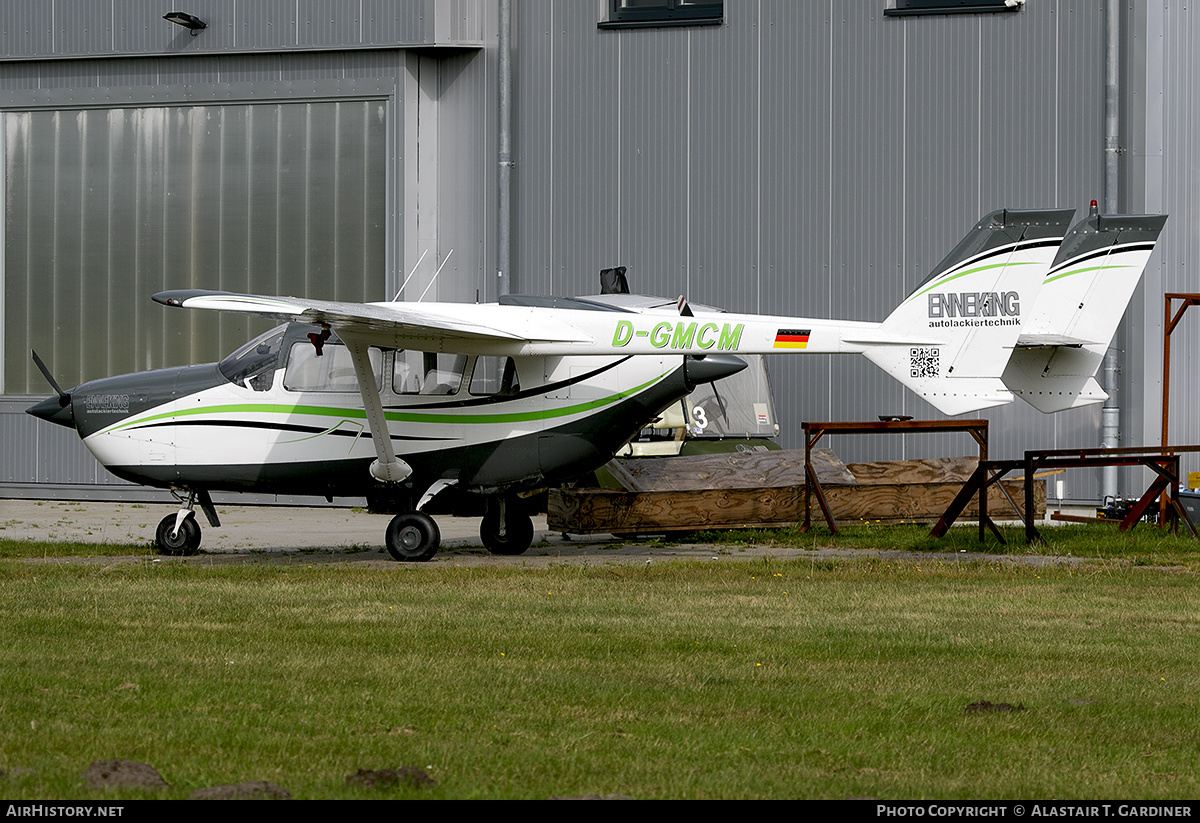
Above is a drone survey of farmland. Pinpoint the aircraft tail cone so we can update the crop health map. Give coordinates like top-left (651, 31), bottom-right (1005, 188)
top-left (27, 394), bottom-right (75, 429)
top-left (684, 354), bottom-right (746, 388)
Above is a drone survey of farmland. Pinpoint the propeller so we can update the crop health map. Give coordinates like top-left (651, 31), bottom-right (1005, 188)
top-left (31, 350), bottom-right (70, 407)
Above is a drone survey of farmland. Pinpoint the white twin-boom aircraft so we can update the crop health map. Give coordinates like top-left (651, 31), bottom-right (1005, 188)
top-left (27, 205), bottom-right (1166, 560)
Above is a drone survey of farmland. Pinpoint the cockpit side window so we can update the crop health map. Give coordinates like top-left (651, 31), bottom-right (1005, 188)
top-left (469, 356), bottom-right (521, 397)
top-left (218, 325), bottom-right (287, 391)
top-left (393, 350), bottom-right (468, 395)
top-left (283, 341), bottom-right (382, 392)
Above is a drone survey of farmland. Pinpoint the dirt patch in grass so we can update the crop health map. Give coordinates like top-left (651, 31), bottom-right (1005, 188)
top-left (81, 760), bottom-right (168, 791)
top-left (189, 781), bottom-right (291, 800)
top-left (345, 767), bottom-right (436, 789)
top-left (964, 701), bottom-right (1027, 714)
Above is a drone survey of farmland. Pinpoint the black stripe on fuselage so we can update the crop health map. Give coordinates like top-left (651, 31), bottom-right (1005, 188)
top-left (107, 363), bottom-right (692, 497)
top-left (124, 418), bottom-right (452, 441)
top-left (381, 356), bottom-right (632, 411)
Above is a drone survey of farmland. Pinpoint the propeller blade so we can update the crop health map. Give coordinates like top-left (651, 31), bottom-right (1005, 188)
top-left (30, 350), bottom-right (70, 406)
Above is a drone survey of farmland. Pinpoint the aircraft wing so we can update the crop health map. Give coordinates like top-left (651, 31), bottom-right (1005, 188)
top-left (152, 289), bottom-right (591, 347)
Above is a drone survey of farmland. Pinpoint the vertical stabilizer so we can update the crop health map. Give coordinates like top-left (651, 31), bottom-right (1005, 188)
top-left (1002, 212), bottom-right (1167, 413)
top-left (862, 208), bottom-right (1074, 415)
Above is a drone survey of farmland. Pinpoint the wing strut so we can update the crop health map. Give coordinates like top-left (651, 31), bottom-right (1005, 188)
top-left (343, 334), bottom-right (413, 484)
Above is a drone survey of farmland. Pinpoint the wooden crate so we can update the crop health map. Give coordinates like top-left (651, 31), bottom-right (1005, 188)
top-left (548, 451), bottom-right (1043, 534)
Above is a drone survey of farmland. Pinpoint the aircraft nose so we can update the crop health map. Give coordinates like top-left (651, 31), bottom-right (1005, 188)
top-left (684, 354), bottom-right (746, 388)
top-left (26, 394), bottom-right (75, 429)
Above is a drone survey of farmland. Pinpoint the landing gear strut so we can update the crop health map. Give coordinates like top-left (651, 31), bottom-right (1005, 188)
top-left (480, 497), bottom-right (534, 556)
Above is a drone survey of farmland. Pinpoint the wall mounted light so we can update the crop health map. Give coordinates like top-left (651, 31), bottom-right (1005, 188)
top-left (163, 12), bottom-right (207, 35)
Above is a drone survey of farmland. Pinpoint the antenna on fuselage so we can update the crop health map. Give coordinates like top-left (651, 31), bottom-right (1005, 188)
top-left (393, 249), bottom-right (430, 301)
top-left (418, 249), bottom-right (454, 302)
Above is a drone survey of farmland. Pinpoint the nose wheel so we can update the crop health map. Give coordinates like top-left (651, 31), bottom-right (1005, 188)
top-left (154, 488), bottom-right (219, 556)
top-left (155, 512), bottom-right (201, 556)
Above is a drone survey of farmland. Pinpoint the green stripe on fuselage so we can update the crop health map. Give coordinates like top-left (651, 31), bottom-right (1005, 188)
top-left (98, 369), bottom-right (675, 436)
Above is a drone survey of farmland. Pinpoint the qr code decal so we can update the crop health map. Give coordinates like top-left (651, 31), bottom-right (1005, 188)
top-left (910, 347), bottom-right (940, 379)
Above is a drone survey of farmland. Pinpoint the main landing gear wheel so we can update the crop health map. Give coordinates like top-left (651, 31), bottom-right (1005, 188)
top-left (155, 513), bottom-right (201, 556)
top-left (480, 508), bottom-right (535, 556)
top-left (385, 512), bottom-right (441, 562)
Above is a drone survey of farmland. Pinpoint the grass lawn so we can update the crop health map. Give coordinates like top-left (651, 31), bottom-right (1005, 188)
top-left (1, 524), bottom-right (1198, 799)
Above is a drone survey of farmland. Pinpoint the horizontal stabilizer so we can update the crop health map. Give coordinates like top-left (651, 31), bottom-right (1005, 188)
top-left (1015, 334), bottom-right (1097, 348)
top-left (1003, 346), bottom-right (1109, 412)
top-left (915, 377), bottom-right (1015, 416)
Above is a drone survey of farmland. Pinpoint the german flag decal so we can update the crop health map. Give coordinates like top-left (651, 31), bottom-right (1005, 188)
top-left (773, 329), bottom-right (811, 349)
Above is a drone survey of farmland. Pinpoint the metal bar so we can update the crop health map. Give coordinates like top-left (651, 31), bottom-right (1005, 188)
top-left (1121, 475), bottom-right (1171, 532)
top-left (1163, 295), bottom-right (1174, 450)
top-left (1025, 452), bottom-right (1041, 544)
top-left (800, 425), bottom-right (838, 534)
top-left (930, 463), bottom-right (991, 537)
top-left (992, 466), bottom-right (1024, 524)
top-left (1021, 443), bottom-right (1200, 459)
top-left (1159, 295), bottom-right (1200, 519)
top-left (1170, 497), bottom-right (1198, 538)
top-left (977, 425), bottom-right (988, 543)
top-left (802, 426), bottom-right (818, 531)
top-left (809, 461), bottom-right (838, 535)
top-left (800, 420), bottom-right (990, 434)
top-left (800, 419), bottom-right (990, 539)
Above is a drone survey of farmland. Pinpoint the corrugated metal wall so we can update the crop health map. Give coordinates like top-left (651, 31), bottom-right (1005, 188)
top-left (1126, 3), bottom-right (1200, 487)
top-left (511, 0), bottom-right (1107, 474)
top-left (0, 2), bottom-right (496, 499)
top-left (8, 0), bottom-right (1197, 504)
top-left (3, 98), bottom-right (389, 394)
top-left (0, 0), bottom-right (484, 59)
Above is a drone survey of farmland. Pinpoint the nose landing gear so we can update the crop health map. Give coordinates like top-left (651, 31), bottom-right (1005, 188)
top-left (155, 511), bottom-right (201, 556)
top-left (154, 488), bottom-right (220, 556)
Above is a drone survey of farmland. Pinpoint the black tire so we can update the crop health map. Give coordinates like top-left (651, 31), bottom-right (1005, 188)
top-left (385, 512), bottom-right (440, 562)
top-left (480, 509), bottom-right (534, 556)
top-left (155, 513), bottom-right (201, 556)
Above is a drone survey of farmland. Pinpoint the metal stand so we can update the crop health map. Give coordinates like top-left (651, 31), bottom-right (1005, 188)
top-left (936, 445), bottom-right (1200, 544)
top-left (800, 419), bottom-right (990, 539)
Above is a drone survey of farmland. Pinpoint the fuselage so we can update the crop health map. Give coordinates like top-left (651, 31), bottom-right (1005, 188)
top-left (31, 319), bottom-right (736, 500)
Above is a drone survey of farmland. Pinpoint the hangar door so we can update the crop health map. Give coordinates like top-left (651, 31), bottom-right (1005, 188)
top-left (2, 99), bottom-right (388, 395)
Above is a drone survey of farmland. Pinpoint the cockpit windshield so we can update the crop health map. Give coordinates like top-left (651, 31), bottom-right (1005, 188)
top-left (218, 324), bottom-right (287, 391)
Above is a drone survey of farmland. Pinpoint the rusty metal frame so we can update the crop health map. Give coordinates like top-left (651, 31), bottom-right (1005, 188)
top-left (936, 445), bottom-right (1200, 544)
top-left (1153, 293), bottom-right (1200, 519)
top-left (799, 419), bottom-right (990, 539)
top-left (1162, 294), bottom-right (1200, 449)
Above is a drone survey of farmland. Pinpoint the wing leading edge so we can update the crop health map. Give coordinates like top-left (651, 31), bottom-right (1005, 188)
top-left (151, 289), bottom-right (591, 349)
